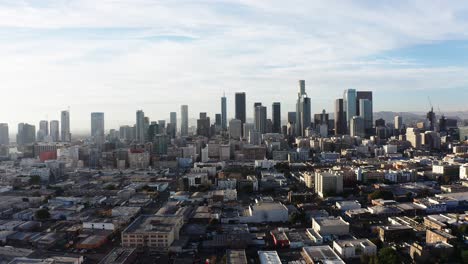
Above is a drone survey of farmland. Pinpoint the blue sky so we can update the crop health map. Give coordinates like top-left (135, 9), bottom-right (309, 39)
top-left (0, 0), bottom-right (468, 132)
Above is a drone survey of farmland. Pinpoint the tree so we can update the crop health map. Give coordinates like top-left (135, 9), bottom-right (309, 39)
top-left (368, 190), bottom-right (393, 201)
top-left (35, 208), bottom-right (50, 221)
top-left (29, 175), bottom-right (41, 185)
top-left (378, 247), bottom-right (400, 264)
top-left (104, 184), bottom-right (116, 190)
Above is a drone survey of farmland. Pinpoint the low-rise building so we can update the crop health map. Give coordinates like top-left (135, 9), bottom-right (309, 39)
top-left (332, 239), bottom-right (377, 259)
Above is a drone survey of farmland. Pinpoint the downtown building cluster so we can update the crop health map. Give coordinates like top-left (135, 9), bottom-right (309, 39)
top-left (0, 81), bottom-right (468, 263)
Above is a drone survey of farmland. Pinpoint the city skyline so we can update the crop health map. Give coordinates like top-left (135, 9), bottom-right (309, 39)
top-left (1, 1), bottom-right (468, 131)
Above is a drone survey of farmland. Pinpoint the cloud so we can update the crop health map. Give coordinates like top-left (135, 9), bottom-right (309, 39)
top-left (1, 0), bottom-right (468, 132)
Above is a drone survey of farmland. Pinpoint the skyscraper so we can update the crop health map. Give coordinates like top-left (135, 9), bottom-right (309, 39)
top-left (50, 120), bottom-right (59, 142)
top-left (235, 92), bottom-right (246, 128)
top-left (38, 120), bottom-right (48, 142)
top-left (355, 91), bottom-right (373, 116)
top-left (254, 105), bottom-right (267, 134)
top-left (229, 119), bottom-right (242, 140)
top-left (296, 80), bottom-right (311, 137)
top-left (334, 99), bottom-right (346, 135)
top-left (61, 110), bottom-right (71, 142)
top-left (0, 123), bottom-right (9, 145)
top-left (221, 94), bottom-right (227, 130)
top-left (287, 112), bottom-right (296, 124)
top-left (359, 99), bottom-right (373, 137)
top-left (136, 110), bottom-right (145, 143)
top-left (170, 112), bottom-right (177, 132)
top-left (17, 123), bottom-right (36, 145)
top-left (343, 89), bottom-right (356, 132)
top-left (350, 116), bottom-right (365, 138)
top-left (197, 112), bottom-right (211, 137)
top-left (272, 102), bottom-right (281, 133)
top-left (91, 112), bottom-right (105, 144)
top-left (181, 105), bottom-right (189, 137)
top-left (395, 116), bottom-right (403, 130)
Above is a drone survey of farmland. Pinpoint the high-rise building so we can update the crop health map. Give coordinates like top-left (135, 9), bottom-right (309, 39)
top-left (296, 80), bottom-right (311, 137)
top-left (221, 94), bottom-right (227, 130)
top-left (50, 120), bottom-right (59, 142)
top-left (314, 171), bottom-right (343, 198)
top-left (350, 116), bottom-right (365, 138)
top-left (0, 123), bottom-right (9, 145)
top-left (314, 110), bottom-right (329, 127)
top-left (36, 120), bottom-right (48, 142)
top-left (91, 112), bottom-right (105, 144)
top-left (272, 102), bottom-right (281, 133)
top-left (359, 99), bottom-right (373, 137)
top-left (170, 112), bottom-right (177, 134)
top-left (254, 105), bottom-right (267, 134)
top-left (197, 112), bottom-right (211, 137)
top-left (153, 134), bottom-right (169, 155)
top-left (136, 110), bottom-right (145, 143)
top-left (287, 112), bottom-right (296, 124)
top-left (343, 89), bottom-right (356, 132)
top-left (181, 105), bottom-right (189, 137)
top-left (253, 102), bottom-right (262, 121)
top-left (61, 110), bottom-right (71, 142)
top-left (120, 125), bottom-right (135, 141)
top-left (356, 91), bottom-right (373, 116)
top-left (229, 119), bottom-right (242, 140)
top-left (17, 123), bottom-right (36, 145)
top-left (394, 116), bottom-right (403, 130)
top-left (215, 114), bottom-right (222, 127)
top-left (334, 99), bottom-right (346, 135)
top-left (235, 92), bottom-right (246, 128)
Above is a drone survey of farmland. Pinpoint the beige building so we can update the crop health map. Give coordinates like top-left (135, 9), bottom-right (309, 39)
top-left (314, 171), bottom-right (343, 198)
top-left (121, 215), bottom-right (183, 251)
top-left (312, 216), bottom-right (349, 236)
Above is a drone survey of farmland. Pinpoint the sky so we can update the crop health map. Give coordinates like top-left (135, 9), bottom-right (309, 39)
top-left (1, 0), bottom-right (468, 133)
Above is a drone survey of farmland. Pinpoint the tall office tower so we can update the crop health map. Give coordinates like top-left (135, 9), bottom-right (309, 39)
top-left (119, 125), bottom-right (134, 141)
top-left (287, 112), bottom-right (296, 124)
top-left (375, 118), bottom-right (385, 127)
top-left (61, 110), bottom-right (71, 142)
top-left (181, 105), bottom-right (189, 137)
top-left (394, 116), bottom-right (403, 130)
top-left (350, 116), bottom-right (365, 138)
top-left (91, 112), bottom-right (105, 144)
top-left (221, 94), bottom-right (227, 130)
top-left (153, 134), bottom-right (169, 155)
top-left (170, 112), bottom-right (177, 133)
top-left (254, 105), bottom-right (267, 134)
top-left (0, 123), bottom-right (9, 145)
top-left (229, 119), bottom-right (242, 140)
top-left (235, 92), bottom-right (246, 128)
top-left (343, 89), bottom-right (357, 132)
top-left (17, 123), bottom-right (36, 145)
top-left (215, 114), bottom-right (222, 127)
top-left (243, 123), bottom-right (255, 140)
top-left (50, 120), bottom-right (59, 142)
top-left (272, 102), bottom-right (281, 133)
top-left (37, 120), bottom-right (48, 142)
top-left (253, 102), bottom-right (262, 122)
top-left (136, 110), bottom-right (145, 143)
top-left (314, 110), bottom-right (329, 127)
top-left (147, 122), bottom-right (160, 142)
top-left (355, 91), bottom-right (373, 116)
top-left (427, 108), bottom-right (436, 131)
top-left (295, 80), bottom-right (311, 137)
top-left (197, 112), bottom-right (211, 137)
top-left (334, 99), bottom-right (346, 135)
top-left (359, 99), bottom-right (373, 137)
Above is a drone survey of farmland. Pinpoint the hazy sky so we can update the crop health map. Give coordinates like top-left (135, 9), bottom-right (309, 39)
top-left (1, 0), bottom-right (468, 133)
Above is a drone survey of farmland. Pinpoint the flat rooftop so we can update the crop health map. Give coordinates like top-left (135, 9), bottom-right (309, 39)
top-left (123, 215), bottom-right (182, 233)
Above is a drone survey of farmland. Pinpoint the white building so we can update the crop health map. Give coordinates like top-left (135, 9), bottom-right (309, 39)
top-left (460, 164), bottom-right (468, 180)
top-left (333, 239), bottom-right (377, 259)
top-left (336, 200), bottom-right (361, 211)
top-left (312, 216), bottom-right (350, 236)
top-left (240, 201), bottom-right (288, 223)
top-left (258, 251), bottom-right (281, 264)
top-left (315, 171), bottom-right (343, 198)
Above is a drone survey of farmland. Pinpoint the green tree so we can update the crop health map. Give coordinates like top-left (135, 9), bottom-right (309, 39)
top-left (378, 247), bottom-right (400, 264)
top-left (368, 190), bottom-right (393, 201)
top-left (35, 208), bottom-right (50, 220)
top-left (104, 184), bottom-right (116, 190)
top-left (29, 175), bottom-right (41, 185)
